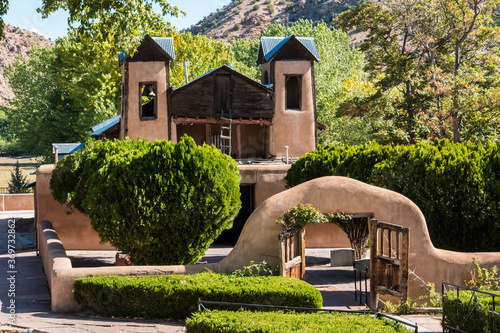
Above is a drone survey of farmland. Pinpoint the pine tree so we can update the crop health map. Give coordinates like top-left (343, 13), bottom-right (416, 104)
top-left (8, 161), bottom-right (29, 193)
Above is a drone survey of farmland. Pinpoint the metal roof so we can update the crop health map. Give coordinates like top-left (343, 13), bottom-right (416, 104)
top-left (52, 143), bottom-right (85, 154)
top-left (119, 36), bottom-right (175, 64)
top-left (259, 36), bottom-right (320, 63)
top-left (151, 37), bottom-right (175, 60)
top-left (90, 115), bottom-right (121, 137)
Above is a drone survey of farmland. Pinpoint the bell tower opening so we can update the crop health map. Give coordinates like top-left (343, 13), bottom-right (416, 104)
top-left (139, 82), bottom-right (157, 120)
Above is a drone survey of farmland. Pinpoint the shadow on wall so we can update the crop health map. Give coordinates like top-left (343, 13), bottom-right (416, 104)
top-left (220, 176), bottom-right (500, 299)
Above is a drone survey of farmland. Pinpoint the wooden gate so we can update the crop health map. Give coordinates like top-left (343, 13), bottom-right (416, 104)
top-left (369, 219), bottom-right (410, 311)
top-left (278, 227), bottom-right (305, 279)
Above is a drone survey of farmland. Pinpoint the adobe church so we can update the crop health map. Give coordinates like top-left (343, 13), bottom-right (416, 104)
top-left (90, 34), bottom-right (321, 243)
top-left (91, 34), bottom-right (321, 160)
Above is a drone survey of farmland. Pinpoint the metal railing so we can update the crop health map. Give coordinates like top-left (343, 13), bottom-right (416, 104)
top-left (196, 299), bottom-right (418, 332)
top-left (442, 281), bottom-right (500, 332)
top-left (354, 262), bottom-right (370, 306)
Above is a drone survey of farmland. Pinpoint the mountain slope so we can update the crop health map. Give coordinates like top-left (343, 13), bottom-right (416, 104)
top-left (0, 24), bottom-right (54, 107)
top-left (188, 0), bottom-right (361, 41)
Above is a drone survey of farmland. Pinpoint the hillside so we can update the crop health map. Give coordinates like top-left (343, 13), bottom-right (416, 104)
top-left (188, 0), bottom-right (361, 41)
top-left (0, 24), bottom-right (54, 107)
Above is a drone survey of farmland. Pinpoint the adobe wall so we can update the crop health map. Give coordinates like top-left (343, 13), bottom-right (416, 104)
top-left (220, 176), bottom-right (500, 299)
top-left (35, 165), bottom-right (114, 250)
top-left (39, 220), bottom-right (220, 312)
top-left (0, 193), bottom-right (34, 211)
top-left (119, 61), bottom-right (169, 141)
top-left (272, 60), bottom-right (316, 158)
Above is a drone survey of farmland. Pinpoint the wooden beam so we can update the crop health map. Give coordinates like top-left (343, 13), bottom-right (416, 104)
top-left (173, 116), bottom-right (271, 126)
top-left (236, 124), bottom-right (241, 159)
top-left (205, 124), bottom-right (210, 145)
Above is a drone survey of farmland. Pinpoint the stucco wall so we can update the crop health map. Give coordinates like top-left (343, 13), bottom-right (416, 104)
top-left (239, 164), bottom-right (289, 208)
top-left (272, 61), bottom-right (316, 158)
top-left (220, 176), bottom-right (500, 299)
top-left (0, 193), bottom-right (34, 211)
top-left (35, 165), bottom-right (114, 250)
top-left (120, 61), bottom-right (168, 141)
top-left (38, 220), bottom-right (220, 312)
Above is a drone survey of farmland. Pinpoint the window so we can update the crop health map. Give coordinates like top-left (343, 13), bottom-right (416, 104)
top-left (139, 82), bottom-right (157, 120)
top-left (285, 75), bottom-right (302, 110)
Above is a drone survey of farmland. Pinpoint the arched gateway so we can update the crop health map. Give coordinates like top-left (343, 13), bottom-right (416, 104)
top-left (220, 176), bottom-right (500, 300)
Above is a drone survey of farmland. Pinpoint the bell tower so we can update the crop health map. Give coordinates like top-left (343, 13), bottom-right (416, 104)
top-left (257, 36), bottom-right (319, 159)
top-left (119, 35), bottom-right (175, 142)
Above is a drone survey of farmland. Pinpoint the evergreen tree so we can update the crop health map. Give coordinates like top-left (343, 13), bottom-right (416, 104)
top-left (8, 161), bottom-right (29, 193)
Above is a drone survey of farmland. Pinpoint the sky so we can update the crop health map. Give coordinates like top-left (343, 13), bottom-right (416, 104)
top-left (3, 0), bottom-right (231, 40)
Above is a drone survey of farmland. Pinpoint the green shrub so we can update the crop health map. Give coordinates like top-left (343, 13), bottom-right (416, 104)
top-left (73, 273), bottom-right (322, 320)
top-left (286, 140), bottom-right (500, 252)
top-left (443, 289), bottom-right (500, 332)
top-left (267, 4), bottom-right (275, 13)
top-left (254, 4), bottom-right (260, 10)
top-left (186, 310), bottom-right (412, 332)
top-left (466, 258), bottom-right (500, 291)
top-left (285, 144), bottom-right (394, 188)
top-left (51, 136), bottom-right (241, 265)
top-left (276, 203), bottom-right (327, 229)
top-left (233, 23), bottom-right (240, 30)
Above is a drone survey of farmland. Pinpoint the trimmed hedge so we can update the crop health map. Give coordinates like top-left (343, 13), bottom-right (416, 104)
top-left (51, 136), bottom-right (241, 265)
top-left (73, 273), bottom-right (322, 320)
top-left (185, 310), bottom-right (412, 332)
top-left (443, 290), bottom-right (500, 332)
top-left (285, 140), bottom-right (500, 252)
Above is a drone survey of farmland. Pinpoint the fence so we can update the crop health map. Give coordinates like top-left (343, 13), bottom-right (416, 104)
top-left (442, 281), bottom-right (500, 332)
top-left (196, 299), bottom-right (418, 331)
top-left (354, 261), bottom-right (370, 306)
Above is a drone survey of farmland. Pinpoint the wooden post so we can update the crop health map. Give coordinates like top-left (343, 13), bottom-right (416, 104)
top-left (205, 124), bottom-right (210, 145)
top-left (401, 228), bottom-right (410, 303)
top-left (279, 234), bottom-right (286, 277)
top-left (300, 228), bottom-right (306, 280)
top-left (370, 218), bottom-right (379, 311)
top-left (236, 124), bottom-right (241, 159)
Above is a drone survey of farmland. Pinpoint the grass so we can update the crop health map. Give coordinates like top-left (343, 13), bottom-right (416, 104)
top-left (0, 156), bottom-right (39, 189)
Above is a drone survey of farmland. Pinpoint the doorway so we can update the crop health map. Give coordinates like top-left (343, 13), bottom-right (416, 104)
top-left (214, 185), bottom-right (254, 245)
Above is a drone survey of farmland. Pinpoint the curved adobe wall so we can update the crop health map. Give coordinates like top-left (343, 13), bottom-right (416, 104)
top-left (220, 176), bottom-right (500, 298)
top-left (36, 164), bottom-right (114, 250)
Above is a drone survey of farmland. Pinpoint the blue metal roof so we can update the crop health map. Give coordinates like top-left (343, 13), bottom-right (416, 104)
top-left (52, 143), bottom-right (85, 154)
top-left (90, 115), bottom-right (121, 137)
top-left (259, 36), bottom-right (320, 63)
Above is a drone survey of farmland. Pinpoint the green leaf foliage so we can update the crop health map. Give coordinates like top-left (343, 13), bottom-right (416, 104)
top-left (186, 310), bottom-right (412, 333)
top-left (5, 37), bottom-right (120, 157)
top-left (276, 203), bottom-right (327, 229)
top-left (50, 136), bottom-right (241, 265)
top-left (443, 289), bottom-right (500, 332)
top-left (286, 140), bottom-right (500, 251)
top-left (73, 273), bottom-right (322, 320)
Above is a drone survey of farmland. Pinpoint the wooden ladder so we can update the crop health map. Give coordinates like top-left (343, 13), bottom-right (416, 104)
top-left (220, 109), bottom-right (232, 156)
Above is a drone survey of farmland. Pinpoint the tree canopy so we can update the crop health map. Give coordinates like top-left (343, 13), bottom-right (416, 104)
top-left (0, 0), bottom-right (182, 56)
top-left (338, 0), bottom-right (500, 143)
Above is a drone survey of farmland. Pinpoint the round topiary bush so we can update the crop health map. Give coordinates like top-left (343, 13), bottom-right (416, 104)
top-left (50, 135), bottom-right (241, 265)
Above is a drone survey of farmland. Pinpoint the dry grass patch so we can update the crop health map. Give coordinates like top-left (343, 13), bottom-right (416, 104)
top-left (0, 156), bottom-right (38, 189)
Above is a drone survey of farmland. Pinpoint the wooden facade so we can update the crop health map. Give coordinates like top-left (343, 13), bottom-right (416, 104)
top-left (170, 65), bottom-right (274, 119)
